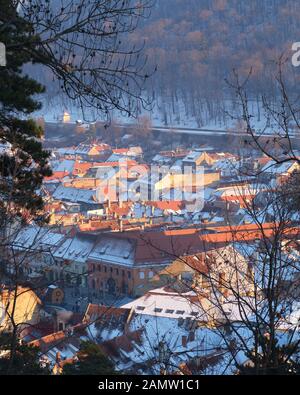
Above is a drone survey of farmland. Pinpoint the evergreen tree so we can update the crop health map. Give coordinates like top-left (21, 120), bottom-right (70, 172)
top-left (63, 341), bottom-right (117, 375)
top-left (0, 333), bottom-right (50, 375)
top-left (0, 1), bottom-right (52, 225)
top-left (238, 341), bottom-right (300, 375)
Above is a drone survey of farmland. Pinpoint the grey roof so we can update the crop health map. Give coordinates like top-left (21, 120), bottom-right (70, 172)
top-left (89, 236), bottom-right (136, 267)
top-left (52, 185), bottom-right (98, 205)
top-left (53, 234), bottom-right (97, 263)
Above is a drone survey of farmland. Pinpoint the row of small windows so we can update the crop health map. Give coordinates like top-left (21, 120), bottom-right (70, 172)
top-left (136, 306), bottom-right (198, 317)
top-left (140, 271), bottom-right (154, 279)
top-left (91, 264), bottom-right (154, 280)
top-left (91, 264), bottom-right (131, 279)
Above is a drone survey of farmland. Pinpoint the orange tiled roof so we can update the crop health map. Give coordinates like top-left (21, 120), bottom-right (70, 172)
top-left (106, 202), bottom-right (133, 217)
top-left (84, 304), bottom-right (131, 323)
top-left (147, 201), bottom-right (185, 211)
top-left (112, 148), bottom-right (130, 154)
top-left (73, 161), bottom-right (94, 175)
top-left (113, 223), bottom-right (300, 263)
top-left (45, 171), bottom-right (69, 181)
top-left (29, 330), bottom-right (66, 350)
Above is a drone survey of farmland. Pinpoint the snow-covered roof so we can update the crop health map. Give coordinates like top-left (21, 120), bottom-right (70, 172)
top-left (52, 159), bottom-right (75, 173)
top-left (123, 289), bottom-right (203, 320)
top-left (261, 160), bottom-right (299, 175)
top-left (106, 153), bottom-right (128, 163)
top-left (182, 150), bottom-right (202, 163)
top-left (89, 237), bottom-right (136, 267)
top-left (53, 234), bottom-right (96, 263)
top-left (55, 148), bottom-right (76, 156)
top-left (123, 286), bottom-right (254, 324)
top-left (52, 185), bottom-right (98, 205)
top-left (11, 226), bottom-right (65, 252)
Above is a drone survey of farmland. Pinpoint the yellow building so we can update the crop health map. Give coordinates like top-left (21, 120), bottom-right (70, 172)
top-left (156, 171), bottom-right (220, 192)
top-left (63, 111), bottom-right (71, 123)
top-left (0, 287), bottom-right (42, 332)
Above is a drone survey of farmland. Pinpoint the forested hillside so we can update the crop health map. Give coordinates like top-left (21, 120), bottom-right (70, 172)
top-left (140, 0), bottom-right (299, 92)
top-left (130, 0), bottom-right (299, 127)
top-left (34, 0), bottom-right (300, 126)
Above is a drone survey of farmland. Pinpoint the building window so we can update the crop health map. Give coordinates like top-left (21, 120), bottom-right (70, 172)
top-left (122, 270), bottom-right (125, 277)
top-left (165, 309), bottom-right (174, 314)
top-left (116, 268), bottom-right (119, 275)
top-left (98, 266), bottom-right (101, 272)
top-left (148, 271), bottom-right (154, 278)
top-left (139, 271), bottom-right (145, 280)
top-left (128, 271), bottom-right (131, 279)
top-left (104, 266), bottom-right (107, 273)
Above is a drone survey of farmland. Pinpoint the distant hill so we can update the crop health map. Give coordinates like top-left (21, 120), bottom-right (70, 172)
top-left (30, 1), bottom-right (300, 126)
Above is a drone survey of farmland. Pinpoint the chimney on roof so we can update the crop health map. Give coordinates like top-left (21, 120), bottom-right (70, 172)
top-left (70, 226), bottom-right (77, 237)
top-left (188, 331), bottom-right (195, 342)
top-left (124, 307), bottom-right (134, 335)
top-left (55, 351), bottom-right (61, 364)
top-left (182, 335), bottom-right (188, 348)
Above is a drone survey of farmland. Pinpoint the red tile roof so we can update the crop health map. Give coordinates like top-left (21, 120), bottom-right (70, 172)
top-left (45, 171), bottom-right (69, 181)
top-left (147, 201), bottom-right (185, 211)
top-left (112, 148), bottom-right (130, 154)
top-left (113, 223), bottom-right (300, 263)
top-left (106, 202), bottom-right (133, 217)
top-left (73, 161), bottom-right (94, 175)
top-left (84, 304), bottom-right (132, 323)
top-left (29, 331), bottom-right (66, 350)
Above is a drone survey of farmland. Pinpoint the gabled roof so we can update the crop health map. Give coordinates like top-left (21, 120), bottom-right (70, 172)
top-left (11, 226), bottom-right (65, 252)
top-left (89, 236), bottom-right (136, 267)
top-left (113, 229), bottom-right (212, 264)
top-left (52, 185), bottom-right (98, 204)
top-left (53, 233), bottom-right (97, 263)
top-left (261, 160), bottom-right (299, 175)
top-left (122, 288), bottom-right (204, 320)
top-left (84, 304), bottom-right (132, 324)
